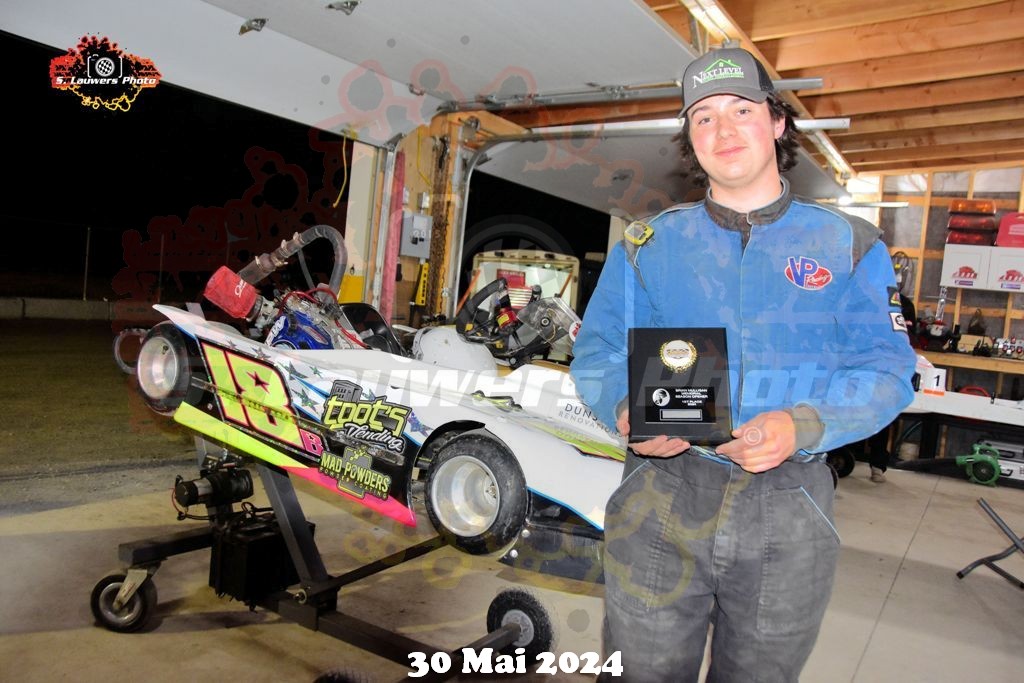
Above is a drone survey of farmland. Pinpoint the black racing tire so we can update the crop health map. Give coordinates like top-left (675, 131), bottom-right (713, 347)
top-left (486, 588), bottom-right (555, 661)
top-left (135, 322), bottom-right (205, 415)
top-left (90, 573), bottom-right (158, 633)
top-left (826, 447), bottom-right (856, 479)
top-left (425, 431), bottom-right (528, 555)
top-left (113, 327), bottom-right (149, 374)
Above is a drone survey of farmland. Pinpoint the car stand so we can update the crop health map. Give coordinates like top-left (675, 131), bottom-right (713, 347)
top-left (90, 438), bottom-right (552, 683)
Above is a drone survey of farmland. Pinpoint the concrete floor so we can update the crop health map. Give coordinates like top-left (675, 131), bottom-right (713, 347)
top-left (2, 461), bottom-right (1023, 682)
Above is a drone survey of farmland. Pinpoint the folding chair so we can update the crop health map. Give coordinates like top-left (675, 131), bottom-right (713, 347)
top-left (956, 498), bottom-right (1024, 590)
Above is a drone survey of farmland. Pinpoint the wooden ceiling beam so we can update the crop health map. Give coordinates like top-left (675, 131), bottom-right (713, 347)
top-left (831, 97), bottom-right (1024, 136)
top-left (500, 99), bottom-right (681, 129)
top-left (723, 0), bottom-right (1004, 41)
top-left (786, 38), bottom-right (1024, 95)
top-left (853, 154), bottom-right (1024, 173)
top-left (838, 120), bottom-right (1024, 152)
top-left (802, 71), bottom-right (1024, 117)
top-left (643, 2), bottom-right (695, 44)
top-left (845, 139), bottom-right (1024, 165)
top-left (757, 1), bottom-right (1024, 70)
top-left (858, 159), bottom-right (1024, 174)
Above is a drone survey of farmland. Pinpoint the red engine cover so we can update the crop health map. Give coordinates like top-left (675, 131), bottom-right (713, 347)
top-left (204, 266), bottom-right (258, 319)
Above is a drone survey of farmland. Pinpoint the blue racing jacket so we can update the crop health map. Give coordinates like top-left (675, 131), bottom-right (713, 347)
top-left (570, 181), bottom-right (917, 461)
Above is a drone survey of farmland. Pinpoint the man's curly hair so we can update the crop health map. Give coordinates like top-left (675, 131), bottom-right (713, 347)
top-left (676, 94), bottom-right (800, 187)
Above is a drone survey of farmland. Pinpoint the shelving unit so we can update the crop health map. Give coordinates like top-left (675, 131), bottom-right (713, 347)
top-left (921, 351), bottom-right (1024, 377)
top-left (868, 165), bottom-right (1024, 397)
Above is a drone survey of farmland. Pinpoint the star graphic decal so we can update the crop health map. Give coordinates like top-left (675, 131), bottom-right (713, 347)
top-left (311, 366), bottom-right (324, 377)
top-left (287, 362), bottom-right (308, 380)
top-left (248, 370), bottom-right (270, 392)
top-left (297, 388), bottom-right (317, 409)
top-left (252, 346), bottom-right (272, 361)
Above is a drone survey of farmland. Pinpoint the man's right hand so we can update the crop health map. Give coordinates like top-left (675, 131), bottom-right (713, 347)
top-left (617, 408), bottom-right (691, 458)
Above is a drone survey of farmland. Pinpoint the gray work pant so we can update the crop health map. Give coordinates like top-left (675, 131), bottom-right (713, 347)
top-left (600, 453), bottom-right (840, 682)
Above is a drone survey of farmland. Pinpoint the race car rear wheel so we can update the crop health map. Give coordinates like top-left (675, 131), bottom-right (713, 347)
top-left (425, 431), bottom-right (528, 555)
top-left (136, 322), bottom-right (205, 415)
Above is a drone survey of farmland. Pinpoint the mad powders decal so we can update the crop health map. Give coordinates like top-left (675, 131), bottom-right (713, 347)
top-left (785, 256), bottom-right (832, 291)
top-left (318, 446), bottom-right (392, 500)
top-left (50, 35), bottom-right (161, 111)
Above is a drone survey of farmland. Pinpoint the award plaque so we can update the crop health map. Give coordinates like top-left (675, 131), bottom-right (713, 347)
top-left (627, 327), bottom-right (733, 445)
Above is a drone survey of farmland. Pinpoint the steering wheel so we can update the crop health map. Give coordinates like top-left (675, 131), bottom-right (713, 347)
top-left (455, 278), bottom-right (514, 344)
top-left (455, 278), bottom-right (547, 366)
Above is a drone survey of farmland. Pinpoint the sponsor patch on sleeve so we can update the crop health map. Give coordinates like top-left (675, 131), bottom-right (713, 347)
top-left (890, 311), bottom-right (908, 333)
top-left (887, 286), bottom-right (901, 308)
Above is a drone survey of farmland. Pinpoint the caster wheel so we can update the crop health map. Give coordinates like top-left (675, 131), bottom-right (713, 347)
top-left (486, 588), bottom-right (554, 661)
top-left (90, 573), bottom-right (157, 633)
top-left (826, 447), bottom-right (856, 478)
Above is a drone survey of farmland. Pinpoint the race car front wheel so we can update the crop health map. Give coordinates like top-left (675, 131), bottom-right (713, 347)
top-left (136, 322), bottom-right (205, 415)
top-left (425, 431), bottom-right (528, 555)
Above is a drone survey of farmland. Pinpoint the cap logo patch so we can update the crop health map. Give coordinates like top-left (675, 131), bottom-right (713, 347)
top-left (693, 58), bottom-right (744, 87)
top-left (785, 256), bottom-right (832, 290)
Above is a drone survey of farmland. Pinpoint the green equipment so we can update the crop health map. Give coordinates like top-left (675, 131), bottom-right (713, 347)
top-left (956, 444), bottom-right (1002, 486)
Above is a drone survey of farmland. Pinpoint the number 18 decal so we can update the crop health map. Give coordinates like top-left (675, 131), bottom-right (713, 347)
top-left (201, 342), bottom-right (303, 447)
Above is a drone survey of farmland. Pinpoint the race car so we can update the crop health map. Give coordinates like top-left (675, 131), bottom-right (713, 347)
top-left (134, 225), bottom-right (625, 555)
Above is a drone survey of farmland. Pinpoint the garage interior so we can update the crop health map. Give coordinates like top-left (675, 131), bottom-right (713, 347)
top-left (2, 1), bottom-right (1024, 681)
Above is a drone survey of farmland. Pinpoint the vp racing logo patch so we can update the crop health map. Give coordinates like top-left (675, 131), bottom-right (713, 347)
top-left (785, 256), bottom-right (832, 291)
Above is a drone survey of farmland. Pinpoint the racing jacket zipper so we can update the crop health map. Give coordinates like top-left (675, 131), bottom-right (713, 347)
top-left (735, 217), bottom-right (754, 430)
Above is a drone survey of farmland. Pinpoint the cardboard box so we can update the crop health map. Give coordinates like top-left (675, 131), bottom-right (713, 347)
top-left (985, 247), bottom-right (1024, 292)
top-left (996, 212), bottom-right (1024, 248)
top-left (940, 244), bottom-right (990, 289)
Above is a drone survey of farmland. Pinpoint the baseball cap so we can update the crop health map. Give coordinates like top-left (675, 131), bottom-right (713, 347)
top-left (680, 47), bottom-right (775, 117)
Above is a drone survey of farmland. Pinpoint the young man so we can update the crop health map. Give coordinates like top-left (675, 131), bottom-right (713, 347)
top-left (570, 48), bottom-right (917, 681)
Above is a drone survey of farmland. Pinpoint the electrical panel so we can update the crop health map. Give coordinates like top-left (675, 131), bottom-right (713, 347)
top-left (400, 211), bottom-right (431, 259)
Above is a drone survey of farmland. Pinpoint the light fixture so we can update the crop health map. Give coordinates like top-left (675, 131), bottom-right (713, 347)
top-left (827, 198), bottom-right (910, 209)
top-left (326, 1), bottom-right (359, 15)
top-left (681, 0), bottom-right (733, 43)
top-left (795, 118), bottom-right (850, 131)
top-left (238, 18), bottom-right (268, 35)
top-left (774, 78), bottom-right (824, 92)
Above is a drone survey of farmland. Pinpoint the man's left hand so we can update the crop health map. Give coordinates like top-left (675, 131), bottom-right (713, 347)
top-left (715, 410), bottom-right (796, 473)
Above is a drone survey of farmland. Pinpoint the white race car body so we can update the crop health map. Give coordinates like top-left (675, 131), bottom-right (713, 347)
top-left (155, 305), bottom-right (625, 530)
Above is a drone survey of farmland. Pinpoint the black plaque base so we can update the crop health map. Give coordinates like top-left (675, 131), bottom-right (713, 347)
top-left (627, 327), bottom-right (733, 446)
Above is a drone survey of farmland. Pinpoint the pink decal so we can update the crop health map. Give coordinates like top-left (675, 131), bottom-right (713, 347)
top-left (285, 466), bottom-right (417, 527)
top-left (300, 430), bottom-right (325, 456)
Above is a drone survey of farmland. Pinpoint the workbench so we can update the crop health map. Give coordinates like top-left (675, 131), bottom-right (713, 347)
top-left (902, 390), bottom-right (1024, 461)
